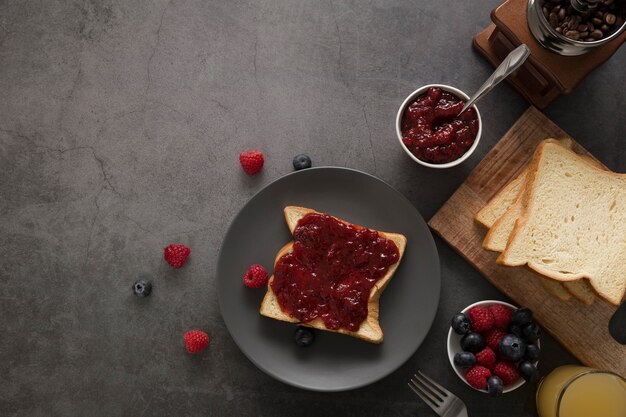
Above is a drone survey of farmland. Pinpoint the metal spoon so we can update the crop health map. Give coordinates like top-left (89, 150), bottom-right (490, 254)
top-left (458, 44), bottom-right (531, 116)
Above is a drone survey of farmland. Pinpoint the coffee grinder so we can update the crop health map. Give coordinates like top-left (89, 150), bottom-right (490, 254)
top-left (473, 0), bottom-right (626, 108)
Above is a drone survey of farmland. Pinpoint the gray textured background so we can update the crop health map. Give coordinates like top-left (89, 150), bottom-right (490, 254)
top-left (0, 0), bottom-right (624, 416)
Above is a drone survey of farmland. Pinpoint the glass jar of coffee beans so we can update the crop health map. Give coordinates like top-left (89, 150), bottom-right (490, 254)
top-left (544, 0), bottom-right (624, 41)
top-left (528, 0), bottom-right (626, 55)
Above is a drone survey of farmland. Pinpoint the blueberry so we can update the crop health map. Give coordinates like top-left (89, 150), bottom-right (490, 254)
top-left (525, 344), bottom-right (541, 361)
top-left (518, 361), bottom-right (539, 383)
top-left (511, 307), bottom-right (533, 326)
top-left (292, 154), bottom-right (312, 170)
top-left (522, 322), bottom-right (541, 342)
top-left (132, 280), bottom-right (152, 297)
top-left (508, 323), bottom-right (524, 338)
top-left (487, 376), bottom-right (503, 397)
top-left (451, 312), bottom-right (471, 335)
top-left (294, 326), bottom-right (315, 347)
top-left (460, 332), bottom-right (485, 353)
top-left (499, 334), bottom-right (527, 362)
top-left (453, 351), bottom-right (476, 368)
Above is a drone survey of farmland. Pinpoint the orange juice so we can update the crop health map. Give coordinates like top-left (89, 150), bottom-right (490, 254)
top-left (536, 365), bottom-right (626, 417)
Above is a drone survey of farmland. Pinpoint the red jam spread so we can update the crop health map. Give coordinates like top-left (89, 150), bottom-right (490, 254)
top-left (271, 213), bottom-right (400, 331)
top-left (401, 87), bottom-right (479, 164)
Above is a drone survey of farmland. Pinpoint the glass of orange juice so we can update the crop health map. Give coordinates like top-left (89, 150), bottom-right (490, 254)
top-left (536, 365), bottom-right (626, 417)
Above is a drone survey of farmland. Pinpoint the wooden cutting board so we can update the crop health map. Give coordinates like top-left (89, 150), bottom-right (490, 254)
top-left (428, 106), bottom-right (626, 376)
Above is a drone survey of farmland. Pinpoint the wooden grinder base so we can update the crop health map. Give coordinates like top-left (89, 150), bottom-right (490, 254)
top-left (473, 0), bottom-right (626, 109)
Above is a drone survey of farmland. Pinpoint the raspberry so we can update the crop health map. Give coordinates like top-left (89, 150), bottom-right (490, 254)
top-left (494, 361), bottom-right (520, 386)
top-left (239, 150), bottom-right (264, 175)
top-left (475, 347), bottom-right (497, 370)
top-left (465, 365), bottom-right (491, 390)
top-left (163, 243), bottom-right (191, 269)
top-left (489, 304), bottom-right (513, 329)
top-left (243, 264), bottom-right (268, 288)
top-left (468, 306), bottom-right (495, 333)
top-left (184, 329), bottom-right (209, 354)
top-left (485, 328), bottom-right (507, 350)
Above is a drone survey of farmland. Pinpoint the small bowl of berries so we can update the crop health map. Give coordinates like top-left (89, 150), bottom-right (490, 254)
top-left (396, 84), bottom-right (482, 168)
top-left (447, 300), bottom-right (541, 396)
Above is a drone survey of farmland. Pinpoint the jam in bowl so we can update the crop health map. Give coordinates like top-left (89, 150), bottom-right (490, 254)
top-left (396, 84), bottom-right (482, 168)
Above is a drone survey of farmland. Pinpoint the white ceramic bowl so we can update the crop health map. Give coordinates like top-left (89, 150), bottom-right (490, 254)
top-left (396, 84), bottom-right (482, 169)
top-left (446, 300), bottom-right (540, 394)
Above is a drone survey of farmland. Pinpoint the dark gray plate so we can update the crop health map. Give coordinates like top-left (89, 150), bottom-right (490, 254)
top-left (217, 167), bottom-right (440, 391)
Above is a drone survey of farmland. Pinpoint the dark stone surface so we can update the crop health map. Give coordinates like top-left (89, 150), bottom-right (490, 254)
top-left (0, 0), bottom-right (623, 416)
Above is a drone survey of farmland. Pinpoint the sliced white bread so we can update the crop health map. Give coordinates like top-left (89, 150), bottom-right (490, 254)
top-left (497, 141), bottom-right (626, 305)
top-left (475, 138), bottom-right (576, 301)
top-left (476, 139), bottom-right (574, 229)
top-left (259, 206), bottom-right (407, 343)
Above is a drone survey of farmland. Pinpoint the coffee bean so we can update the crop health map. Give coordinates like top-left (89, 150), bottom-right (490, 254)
top-left (605, 13), bottom-right (616, 25)
top-left (596, 11), bottom-right (604, 19)
top-left (588, 22), bottom-right (595, 31)
top-left (601, 24), bottom-right (610, 31)
top-left (603, 0), bottom-right (614, 5)
top-left (558, 8), bottom-right (566, 20)
top-left (552, 5), bottom-right (561, 13)
top-left (592, 17), bottom-right (603, 25)
top-left (549, 12), bottom-right (559, 27)
top-left (543, 6), bottom-right (550, 17)
top-left (565, 30), bottom-right (581, 40)
top-left (568, 19), bottom-right (579, 29)
top-left (590, 29), bottom-right (604, 39)
top-left (579, 31), bottom-right (589, 38)
top-left (584, 37), bottom-right (595, 41)
top-left (556, 26), bottom-right (563, 33)
top-left (577, 24), bottom-right (588, 32)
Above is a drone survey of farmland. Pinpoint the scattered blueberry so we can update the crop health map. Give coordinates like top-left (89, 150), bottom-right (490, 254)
top-left (453, 351), bottom-right (476, 368)
top-left (132, 279), bottom-right (152, 297)
top-left (508, 323), bottom-right (524, 338)
top-left (460, 332), bottom-right (485, 353)
top-left (487, 375), bottom-right (503, 397)
top-left (292, 154), bottom-right (312, 170)
top-left (522, 322), bottom-right (541, 342)
top-left (511, 307), bottom-right (533, 326)
top-left (518, 361), bottom-right (540, 383)
top-left (499, 334), bottom-right (527, 362)
top-left (294, 326), bottom-right (315, 347)
top-left (451, 312), bottom-right (472, 335)
top-left (525, 344), bottom-right (540, 361)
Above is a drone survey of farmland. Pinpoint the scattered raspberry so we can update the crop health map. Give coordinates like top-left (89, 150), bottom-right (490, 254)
top-left (489, 304), bottom-right (513, 329)
top-left (243, 264), bottom-right (268, 288)
top-left (465, 365), bottom-right (491, 390)
top-left (468, 306), bottom-right (495, 333)
top-left (494, 361), bottom-right (520, 386)
top-left (485, 328), bottom-right (507, 351)
top-left (164, 243), bottom-right (191, 269)
top-left (475, 347), bottom-right (497, 370)
top-left (184, 329), bottom-right (209, 354)
top-left (239, 150), bottom-right (264, 175)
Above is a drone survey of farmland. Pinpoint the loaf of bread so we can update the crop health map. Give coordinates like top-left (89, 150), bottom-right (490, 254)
top-left (260, 206), bottom-right (407, 343)
top-left (498, 141), bottom-right (626, 305)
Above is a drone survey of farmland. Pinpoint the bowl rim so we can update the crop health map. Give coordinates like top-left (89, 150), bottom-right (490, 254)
top-left (446, 300), bottom-right (540, 394)
top-left (395, 83), bottom-right (482, 169)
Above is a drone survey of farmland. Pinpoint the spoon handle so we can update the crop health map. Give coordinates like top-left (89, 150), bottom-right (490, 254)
top-left (458, 44), bottom-right (531, 115)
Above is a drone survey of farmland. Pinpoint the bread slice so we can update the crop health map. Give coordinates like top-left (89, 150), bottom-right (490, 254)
top-left (477, 139), bottom-right (598, 304)
top-left (259, 206), bottom-right (407, 343)
top-left (498, 141), bottom-right (626, 305)
top-left (562, 281), bottom-right (596, 305)
top-left (539, 274), bottom-right (573, 301)
top-left (475, 139), bottom-right (574, 229)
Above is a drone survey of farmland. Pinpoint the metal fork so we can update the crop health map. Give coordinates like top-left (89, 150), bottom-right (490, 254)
top-left (408, 371), bottom-right (468, 417)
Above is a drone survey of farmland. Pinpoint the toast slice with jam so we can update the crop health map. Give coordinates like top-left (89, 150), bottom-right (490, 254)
top-left (260, 206), bottom-right (407, 343)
